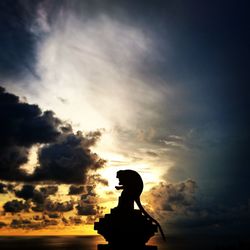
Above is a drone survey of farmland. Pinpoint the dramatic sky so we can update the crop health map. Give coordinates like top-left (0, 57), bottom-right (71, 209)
top-left (0, 0), bottom-right (249, 236)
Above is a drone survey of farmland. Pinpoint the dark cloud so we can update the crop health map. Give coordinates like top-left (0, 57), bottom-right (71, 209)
top-left (61, 216), bottom-right (83, 225)
top-left (0, 87), bottom-right (61, 146)
top-left (161, 200), bottom-right (250, 235)
top-left (0, 1), bottom-right (38, 80)
top-left (32, 132), bottom-right (105, 184)
top-left (11, 184), bottom-right (63, 215)
top-left (11, 219), bottom-right (31, 228)
top-left (31, 203), bottom-right (44, 212)
top-left (68, 216), bottom-right (83, 225)
top-left (48, 213), bottom-right (60, 219)
top-left (75, 184), bottom-right (104, 216)
top-left (148, 179), bottom-right (197, 213)
top-left (32, 199), bottom-right (74, 213)
top-left (39, 186), bottom-right (58, 196)
top-left (44, 219), bottom-right (58, 226)
top-left (76, 203), bottom-right (97, 216)
top-left (10, 218), bottom-right (58, 229)
top-left (0, 87), bottom-right (105, 184)
top-left (148, 180), bottom-right (250, 234)
top-left (0, 86), bottom-right (61, 181)
top-left (0, 182), bottom-right (7, 193)
top-left (32, 190), bottom-right (47, 204)
top-left (0, 221), bottom-right (7, 228)
top-left (80, 185), bottom-right (97, 204)
top-left (61, 217), bottom-right (68, 225)
top-left (44, 200), bottom-right (74, 213)
top-left (14, 184), bottom-right (58, 205)
top-left (3, 199), bottom-right (29, 213)
top-left (33, 215), bottom-right (43, 221)
top-left (68, 185), bottom-right (85, 195)
top-left (15, 184), bottom-right (35, 200)
top-left (31, 199), bottom-right (74, 213)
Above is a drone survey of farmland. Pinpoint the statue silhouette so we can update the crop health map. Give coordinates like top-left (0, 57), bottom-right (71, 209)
top-left (94, 169), bottom-right (165, 250)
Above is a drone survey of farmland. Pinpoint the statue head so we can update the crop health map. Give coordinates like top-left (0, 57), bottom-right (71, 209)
top-left (116, 169), bottom-right (143, 196)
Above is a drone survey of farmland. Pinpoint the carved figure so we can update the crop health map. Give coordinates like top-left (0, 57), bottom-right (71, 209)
top-left (115, 170), bottom-right (166, 241)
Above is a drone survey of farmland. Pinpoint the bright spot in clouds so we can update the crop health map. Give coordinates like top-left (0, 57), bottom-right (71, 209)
top-left (7, 14), bottom-right (169, 188)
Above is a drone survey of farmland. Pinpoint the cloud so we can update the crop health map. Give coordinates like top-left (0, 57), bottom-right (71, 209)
top-left (76, 204), bottom-right (97, 216)
top-left (0, 184), bottom-right (6, 193)
top-left (148, 179), bottom-right (197, 213)
top-left (0, 221), bottom-right (6, 228)
top-left (44, 200), bottom-right (74, 213)
top-left (62, 216), bottom-right (83, 225)
top-left (32, 199), bottom-right (74, 213)
top-left (0, 183), bottom-right (8, 193)
top-left (145, 151), bottom-right (158, 157)
top-left (33, 215), bottom-right (43, 221)
top-left (31, 204), bottom-right (44, 212)
top-left (32, 131), bottom-right (105, 184)
top-left (0, 86), bottom-right (61, 181)
top-left (15, 184), bottom-right (34, 200)
top-left (147, 179), bottom-right (250, 234)
top-left (14, 184), bottom-right (58, 205)
top-left (10, 218), bottom-right (58, 229)
top-left (48, 213), bottom-right (60, 219)
top-left (75, 184), bottom-right (104, 216)
top-left (10, 219), bottom-right (32, 228)
top-left (87, 174), bottom-right (108, 186)
top-left (0, 1), bottom-right (39, 80)
top-left (68, 185), bottom-right (85, 195)
top-left (69, 216), bottom-right (83, 225)
top-left (3, 199), bottom-right (30, 213)
top-left (39, 186), bottom-right (58, 196)
top-left (0, 87), bottom-right (106, 184)
top-left (160, 135), bottom-right (186, 150)
top-left (80, 185), bottom-right (97, 203)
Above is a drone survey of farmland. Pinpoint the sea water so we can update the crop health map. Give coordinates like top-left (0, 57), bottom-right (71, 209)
top-left (0, 235), bottom-right (247, 250)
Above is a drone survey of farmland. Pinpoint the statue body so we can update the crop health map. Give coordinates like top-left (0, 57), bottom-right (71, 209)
top-left (115, 170), bottom-right (143, 211)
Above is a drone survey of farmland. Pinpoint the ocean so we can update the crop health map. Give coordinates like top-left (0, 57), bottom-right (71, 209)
top-left (0, 235), bottom-right (248, 250)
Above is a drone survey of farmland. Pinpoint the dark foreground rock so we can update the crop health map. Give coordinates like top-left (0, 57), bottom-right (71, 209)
top-left (94, 208), bottom-right (158, 250)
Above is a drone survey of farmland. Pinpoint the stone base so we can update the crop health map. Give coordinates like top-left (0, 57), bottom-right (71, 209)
top-left (97, 244), bottom-right (157, 250)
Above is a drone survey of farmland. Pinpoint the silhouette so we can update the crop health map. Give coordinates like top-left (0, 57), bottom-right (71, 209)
top-left (94, 169), bottom-right (165, 250)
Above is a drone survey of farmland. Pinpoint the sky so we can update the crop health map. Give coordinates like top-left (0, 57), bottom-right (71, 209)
top-left (0, 0), bottom-right (249, 236)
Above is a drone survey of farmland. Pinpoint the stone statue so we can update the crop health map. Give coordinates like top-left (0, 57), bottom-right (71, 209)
top-left (94, 169), bottom-right (165, 250)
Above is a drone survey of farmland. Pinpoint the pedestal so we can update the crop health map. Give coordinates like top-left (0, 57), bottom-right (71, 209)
top-left (95, 209), bottom-right (158, 250)
top-left (97, 244), bottom-right (157, 250)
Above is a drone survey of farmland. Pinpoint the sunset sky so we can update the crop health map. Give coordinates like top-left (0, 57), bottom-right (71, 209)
top-left (0, 0), bottom-right (249, 236)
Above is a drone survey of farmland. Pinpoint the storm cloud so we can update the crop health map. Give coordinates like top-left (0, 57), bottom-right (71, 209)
top-left (0, 86), bottom-right (61, 181)
top-left (32, 131), bottom-right (105, 184)
top-left (0, 87), bottom-right (105, 184)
